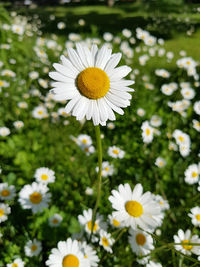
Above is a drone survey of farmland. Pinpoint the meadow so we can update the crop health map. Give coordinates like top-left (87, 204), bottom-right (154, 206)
top-left (0, 1), bottom-right (200, 266)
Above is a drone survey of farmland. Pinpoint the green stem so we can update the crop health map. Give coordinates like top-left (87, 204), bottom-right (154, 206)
top-left (179, 255), bottom-right (184, 267)
top-left (89, 125), bottom-right (102, 241)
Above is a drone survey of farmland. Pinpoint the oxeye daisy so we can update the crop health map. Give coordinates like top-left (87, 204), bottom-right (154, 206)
top-left (80, 241), bottom-right (99, 267)
top-left (19, 182), bottom-right (51, 213)
top-left (155, 157), bottom-right (166, 168)
top-left (7, 258), bottom-right (25, 267)
top-left (49, 43), bottom-right (134, 126)
top-left (99, 230), bottom-right (114, 253)
top-left (107, 146), bottom-right (125, 159)
top-left (153, 195), bottom-right (169, 211)
top-left (48, 213), bottom-right (63, 227)
top-left (34, 167), bottom-right (56, 184)
top-left (0, 183), bottom-right (16, 200)
top-left (24, 239), bottom-right (42, 257)
top-left (0, 203), bottom-right (11, 223)
top-left (141, 121), bottom-right (154, 143)
top-left (46, 238), bottom-right (87, 267)
top-left (188, 207), bottom-right (200, 227)
top-left (78, 208), bottom-right (107, 235)
top-left (32, 106), bottom-right (48, 119)
top-left (0, 126), bottom-right (10, 137)
top-left (108, 213), bottom-right (122, 228)
top-left (174, 229), bottom-right (200, 255)
top-left (128, 228), bottom-right (154, 256)
top-left (96, 161), bottom-right (114, 177)
top-left (184, 164), bottom-right (199, 184)
top-left (108, 183), bottom-right (161, 230)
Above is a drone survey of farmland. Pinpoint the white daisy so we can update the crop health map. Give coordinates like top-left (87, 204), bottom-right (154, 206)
top-left (19, 182), bottom-right (51, 213)
top-left (77, 134), bottom-right (93, 147)
top-left (0, 183), bottom-right (16, 200)
top-left (107, 146), bottom-right (125, 159)
top-left (24, 239), bottom-right (42, 257)
top-left (153, 195), bottom-right (169, 211)
top-left (188, 207), bottom-right (200, 227)
top-left (78, 208), bottom-right (107, 235)
top-left (192, 120), bottom-right (200, 132)
top-left (108, 213), bottom-right (123, 228)
top-left (34, 167), bottom-right (56, 184)
top-left (181, 87), bottom-right (195, 100)
top-left (0, 127), bottom-right (10, 137)
top-left (184, 164), bottom-right (199, 184)
top-left (46, 238), bottom-right (87, 267)
top-left (150, 115), bottom-right (162, 127)
top-left (146, 261), bottom-right (162, 267)
top-left (96, 161), bottom-right (114, 177)
top-left (174, 229), bottom-right (200, 255)
top-left (80, 241), bottom-right (99, 267)
top-left (0, 203), bottom-right (11, 223)
top-left (108, 183), bottom-right (161, 230)
top-left (155, 157), bottom-right (166, 168)
top-left (32, 106), bottom-right (48, 119)
top-left (128, 228), bottom-right (154, 256)
top-left (49, 213), bottom-right (63, 227)
top-left (7, 258), bottom-right (25, 267)
top-left (141, 121), bottom-right (154, 143)
top-left (194, 101), bottom-right (200, 115)
top-left (13, 120), bottom-right (24, 129)
top-left (49, 43), bottom-right (134, 126)
top-left (137, 108), bottom-right (145, 117)
top-left (99, 230), bottom-right (114, 253)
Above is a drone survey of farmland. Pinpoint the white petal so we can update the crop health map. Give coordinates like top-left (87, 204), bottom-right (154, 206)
top-left (95, 45), bottom-right (112, 70)
top-left (104, 96), bottom-right (124, 115)
top-left (104, 53), bottom-right (122, 75)
top-left (53, 63), bottom-right (78, 78)
top-left (109, 66), bottom-right (132, 81)
top-left (110, 88), bottom-right (132, 100)
top-left (92, 100), bottom-right (100, 125)
top-left (64, 94), bottom-right (81, 113)
top-left (67, 48), bottom-right (85, 71)
top-left (97, 98), bottom-right (108, 122)
top-left (60, 55), bottom-right (80, 73)
top-left (49, 72), bottom-right (72, 83)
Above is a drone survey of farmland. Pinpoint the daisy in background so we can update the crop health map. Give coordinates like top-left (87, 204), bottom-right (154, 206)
top-left (193, 119), bottom-right (200, 132)
top-left (188, 207), bottom-right (200, 227)
top-left (0, 203), bottom-right (11, 223)
top-left (153, 195), bottom-right (169, 212)
top-left (48, 213), bottom-right (63, 227)
top-left (77, 134), bottom-right (93, 147)
top-left (80, 241), bottom-right (99, 267)
top-left (155, 157), bottom-right (166, 168)
top-left (194, 101), bottom-right (200, 115)
top-left (0, 127), bottom-right (10, 137)
top-left (150, 115), bottom-right (162, 127)
top-left (24, 239), bottom-right (42, 257)
top-left (49, 43), bottom-right (134, 126)
top-left (99, 230), bottom-right (114, 253)
top-left (46, 238), bottom-right (87, 267)
top-left (7, 258), bottom-right (25, 267)
top-left (146, 261), bottom-right (162, 267)
top-left (34, 167), bottom-right (55, 184)
top-left (173, 229), bottom-right (200, 256)
top-left (141, 121), bottom-right (154, 143)
top-left (108, 213), bottom-right (123, 228)
top-left (128, 228), bottom-right (154, 256)
top-left (184, 164), bottom-right (199, 184)
top-left (96, 161), bottom-right (114, 177)
top-left (32, 106), bottom-right (48, 119)
top-left (109, 183), bottom-right (161, 230)
top-left (13, 120), bottom-right (24, 130)
top-left (108, 146), bottom-right (125, 159)
top-left (0, 183), bottom-right (16, 200)
top-left (19, 182), bottom-right (51, 213)
top-left (78, 208), bottom-right (107, 235)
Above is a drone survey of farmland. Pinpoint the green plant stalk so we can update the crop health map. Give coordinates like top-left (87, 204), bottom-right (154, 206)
top-left (90, 125), bottom-right (102, 241)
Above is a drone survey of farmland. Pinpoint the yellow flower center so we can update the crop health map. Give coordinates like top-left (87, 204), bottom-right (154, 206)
top-left (159, 201), bottom-right (164, 205)
top-left (82, 139), bottom-right (87, 144)
top-left (105, 167), bottom-right (109, 171)
top-left (125, 201), bottom-right (143, 217)
top-left (87, 220), bottom-right (98, 232)
top-left (62, 254), bottom-right (79, 267)
top-left (41, 174), bottom-right (48, 180)
top-left (136, 233), bottom-right (146, 246)
top-left (113, 149), bottom-right (119, 155)
top-left (182, 240), bottom-right (192, 250)
top-left (0, 81), bottom-right (4, 86)
top-left (52, 218), bottom-right (59, 224)
top-left (195, 214), bottom-right (200, 221)
top-left (11, 264), bottom-right (18, 267)
top-left (192, 172), bottom-right (198, 178)
top-left (29, 192), bottom-right (42, 204)
top-left (77, 67), bottom-right (110, 99)
top-left (1, 189), bottom-right (10, 197)
top-left (0, 209), bottom-right (4, 217)
top-left (146, 129), bottom-right (150, 136)
top-left (178, 136), bottom-right (184, 142)
top-left (38, 111), bottom-right (43, 115)
top-left (31, 245), bottom-right (38, 251)
top-left (113, 218), bottom-right (120, 227)
top-left (102, 237), bottom-right (109, 247)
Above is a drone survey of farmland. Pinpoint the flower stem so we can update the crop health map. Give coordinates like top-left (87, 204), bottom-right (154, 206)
top-left (90, 125), bottom-right (102, 241)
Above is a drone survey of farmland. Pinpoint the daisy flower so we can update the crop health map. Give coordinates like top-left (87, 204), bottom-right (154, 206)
top-left (137, 108), bottom-right (145, 117)
top-left (13, 120), bottom-right (24, 129)
top-left (48, 213), bottom-right (63, 227)
top-left (146, 261), bottom-right (162, 267)
top-left (49, 43), bottom-right (134, 126)
top-left (77, 134), bottom-right (93, 147)
top-left (141, 121), bottom-right (154, 143)
top-left (0, 183), bottom-right (16, 200)
top-left (46, 238), bottom-right (87, 267)
top-left (19, 182), bottom-right (51, 213)
top-left (188, 207), bottom-right (200, 227)
top-left (150, 115), bottom-right (162, 127)
top-left (24, 239), bottom-right (42, 257)
top-left (174, 229), bottom-right (200, 255)
top-left (155, 157), bottom-right (166, 168)
top-left (96, 161), bottom-right (114, 177)
top-left (107, 146), bottom-right (125, 159)
top-left (32, 106), bottom-right (48, 119)
top-left (194, 101), bottom-right (200, 115)
top-left (128, 228), bottom-right (154, 256)
top-left (78, 208), bottom-right (107, 235)
top-left (153, 195), bottom-right (169, 211)
top-left (34, 167), bottom-right (56, 184)
top-left (108, 183), bottom-right (161, 230)
top-left (99, 230), bottom-right (114, 253)
top-left (108, 213), bottom-right (123, 228)
top-left (80, 241), bottom-right (99, 267)
top-left (184, 164), bottom-right (199, 184)
top-left (0, 203), bottom-right (11, 223)
top-left (7, 258), bottom-right (25, 267)
top-left (192, 119), bottom-right (200, 132)
top-left (0, 127), bottom-right (10, 137)
top-left (107, 122), bottom-right (115, 129)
